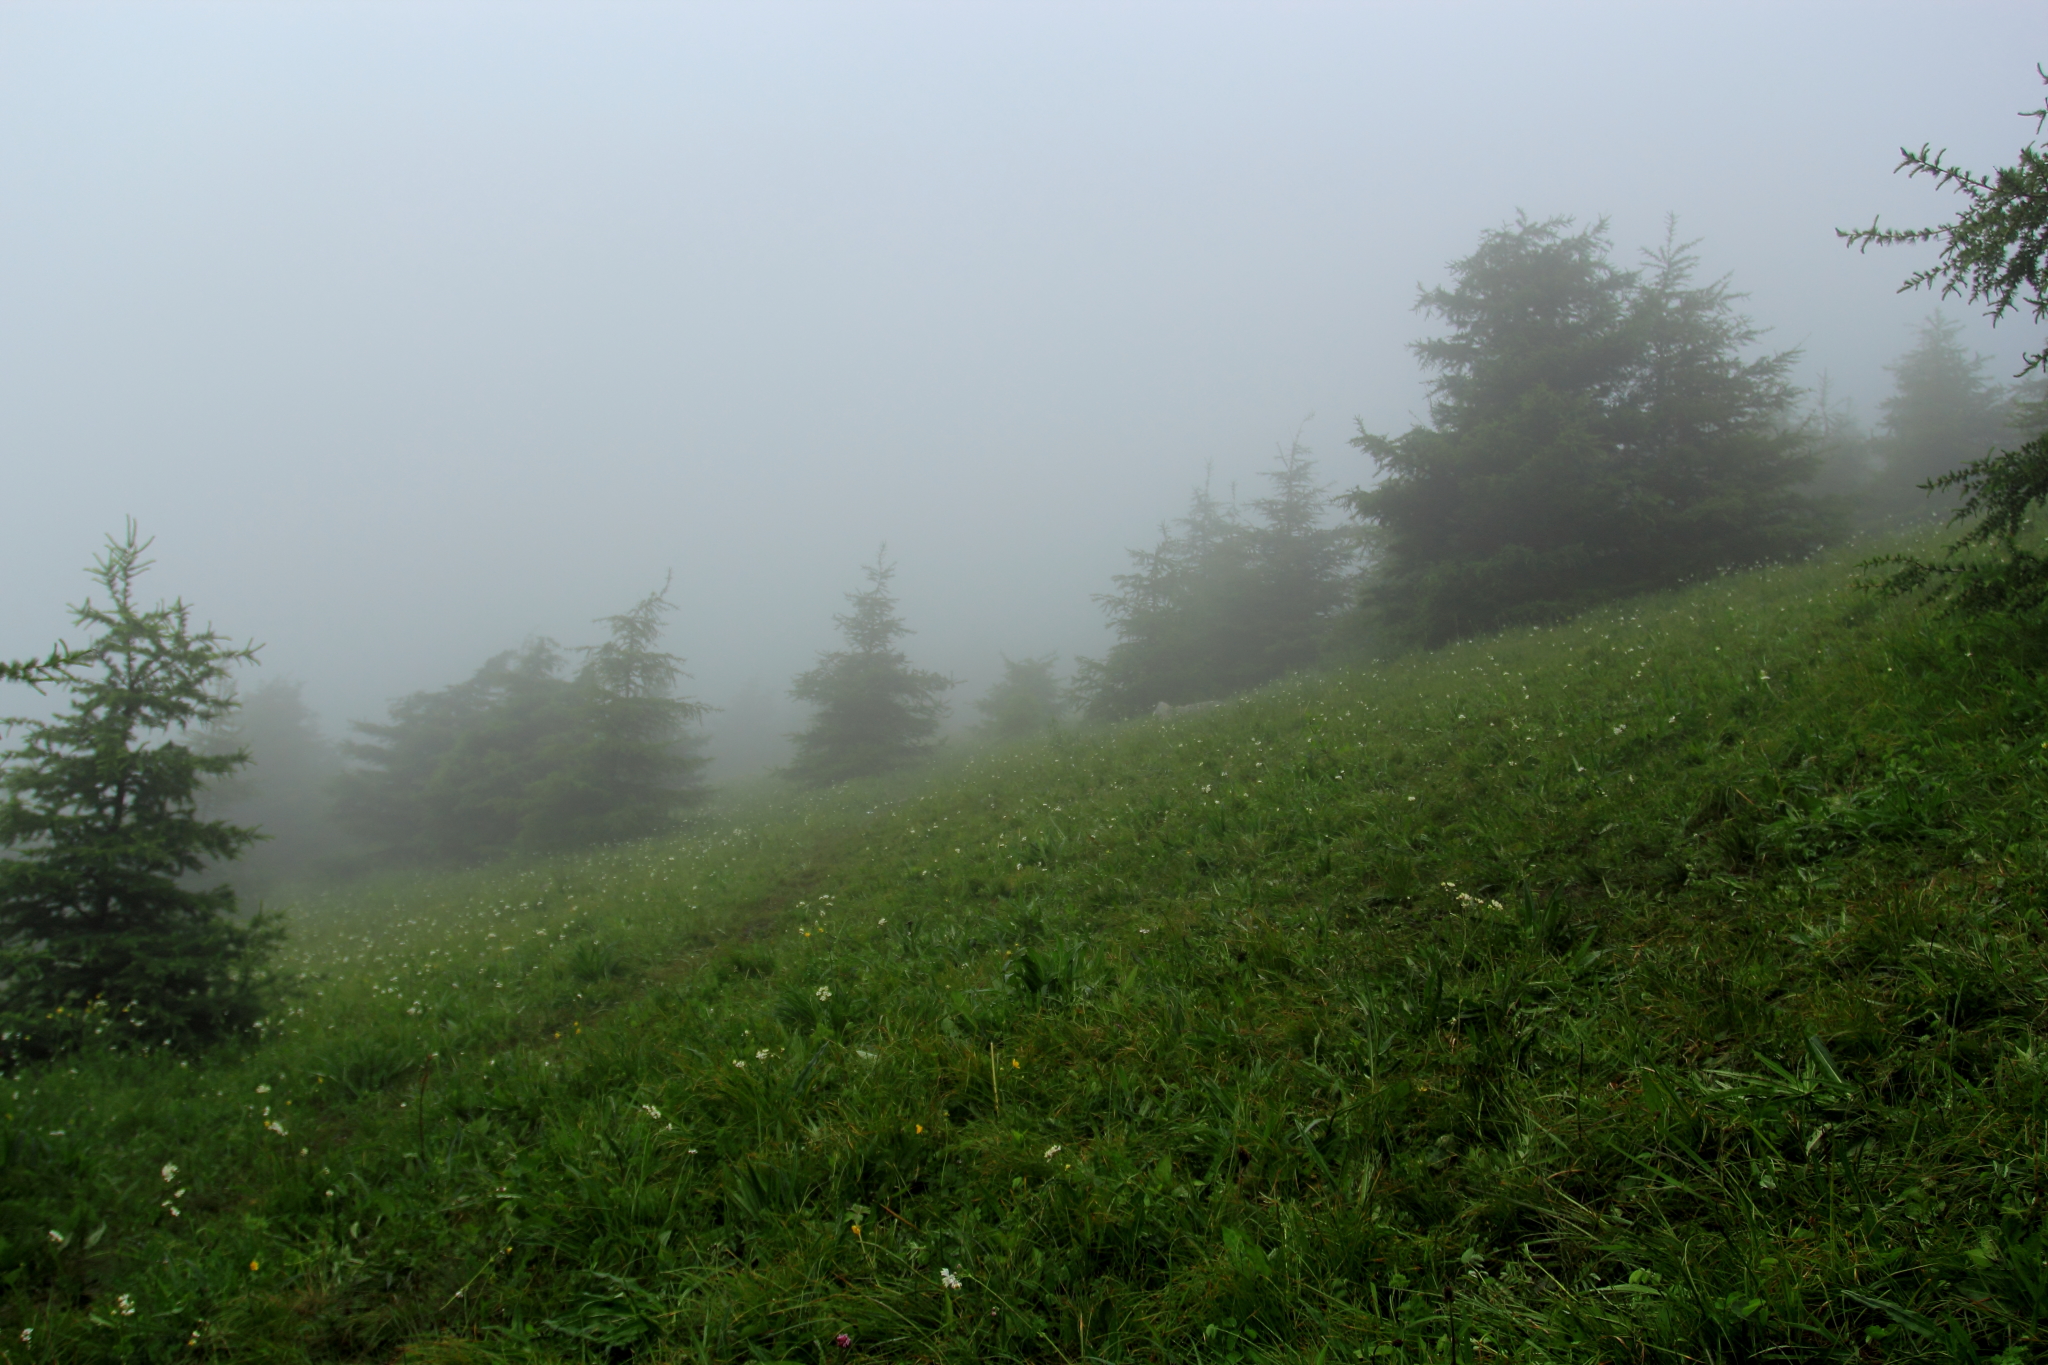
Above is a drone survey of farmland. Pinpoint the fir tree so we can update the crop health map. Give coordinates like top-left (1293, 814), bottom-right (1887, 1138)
top-left (1806, 374), bottom-right (1883, 512)
top-left (787, 550), bottom-right (953, 785)
top-left (1076, 442), bottom-right (1357, 720)
top-left (0, 523), bottom-right (278, 1058)
top-left (2013, 372), bottom-right (2048, 444)
top-left (1847, 70), bottom-right (2048, 616)
top-left (1347, 216), bottom-right (1834, 647)
top-left (335, 638), bottom-right (574, 865)
top-left (195, 679), bottom-right (350, 899)
top-left (1243, 438), bottom-right (1360, 674)
top-left (975, 654), bottom-right (1064, 740)
top-left (336, 583), bottom-right (709, 864)
top-left (523, 581), bottom-right (711, 849)
top-left (1074, 477), bottom-right (1248, 721)
top-left (0, 643), bottom-right (88, 690)
top-left (1868, 313), bottom-right (2010, 523)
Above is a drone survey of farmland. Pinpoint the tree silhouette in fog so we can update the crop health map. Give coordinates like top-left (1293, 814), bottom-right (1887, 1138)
top-left (336, 582), bottom-right (709, 864)
top-left (1348, 216), bottom-right (1836, 647)
top-left (1076, 440), bottom-right (1357, 720)
top-left (1866, 314), bottom-right (2012, 524)
top-left (787, 549), bottom-right (953, 785)
top-left (974, 653), bottom-right (1064, 740)
top-left (195, 678), bottom-right (350, 897)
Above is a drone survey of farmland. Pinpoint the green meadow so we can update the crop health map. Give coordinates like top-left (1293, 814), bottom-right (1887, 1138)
top-left (7, 541), bottom-right (2048, 1363)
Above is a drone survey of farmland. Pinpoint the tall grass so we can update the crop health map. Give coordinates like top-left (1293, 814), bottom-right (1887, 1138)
top-left (5, 542), bottom-right (2046, 1362)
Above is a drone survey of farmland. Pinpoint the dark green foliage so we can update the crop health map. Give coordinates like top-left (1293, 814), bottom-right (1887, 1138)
top-left (552, 582), bottom-right (713, 846)
top-left (1849, 73), bottom-right (2048, 617)
top-left (1076, 441), bottom-right (1357, 719)
top-left (2012, 370), bottom-right (2048, 441)
top-left (1867, 313), bottom-right (2013, 523)
top-left (0, 524), bottom-right (277, 1058)
top-left (335, 637), bottom-right (577, 864)
top-left (1841, 67), bottom-right (2048, 379)
top-left (1864, 431), bottom-right (2048, 614)
top-left (974, 652), bottom-right (1063, 739)
top-left (336, 583), bottom-right (709, 864)
top-left (1244, 439), bottom-right (1361, 660)
top-left (1347, 217), bottom-right (1836, 647)
top-left (0, 643), bottom-right (88, 691)
top-left (1074, 478), bottom-right (1245, 720)
top-left (786, 550), bottom-right (954, 786)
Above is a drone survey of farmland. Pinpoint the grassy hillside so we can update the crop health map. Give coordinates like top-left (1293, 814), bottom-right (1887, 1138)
top-left (6, 545), bottom-right (2048, 1363)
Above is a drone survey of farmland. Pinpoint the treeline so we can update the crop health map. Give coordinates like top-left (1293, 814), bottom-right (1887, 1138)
top-left (1079, 215), bottom-right (2048, 715)
top-left (160, 214), bottom-right (2048, 888)
top-left (11, 68), bottom-right (2046, 1065)
top-left (13, 211), bottom-right (2046, 920)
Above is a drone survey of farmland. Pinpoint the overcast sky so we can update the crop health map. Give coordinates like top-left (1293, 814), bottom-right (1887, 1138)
top-left (3, 2), bottom-right (2042, 747)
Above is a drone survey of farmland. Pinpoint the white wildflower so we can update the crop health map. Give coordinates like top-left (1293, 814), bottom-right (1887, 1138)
top-left (640, 1104), bottom-right (662, 1120)
top-left (1043, 1144), bottom-right (1062, 1160)
top-left (814, 986), bottom-right (832, 1002)
top-left (115, 1293), bottom-right (135, 1316)
top-left (940, 1267), bottom-right (963, 1290)
top-left (160, 1162), bottom-right (178, 1183)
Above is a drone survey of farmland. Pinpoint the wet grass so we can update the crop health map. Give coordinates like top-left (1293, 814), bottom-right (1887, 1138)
top-left (5, 540), bottom-right (2048, 1362)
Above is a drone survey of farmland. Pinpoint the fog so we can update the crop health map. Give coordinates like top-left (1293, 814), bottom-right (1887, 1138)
top-left (3, 2), bottom-right (2040, 760)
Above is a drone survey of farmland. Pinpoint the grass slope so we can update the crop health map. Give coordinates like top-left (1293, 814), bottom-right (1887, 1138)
top-left (6, 547), bottom-right (2048, 1363)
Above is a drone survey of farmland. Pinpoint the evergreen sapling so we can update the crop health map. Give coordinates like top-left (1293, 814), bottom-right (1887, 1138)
top-left (0, 523), bottom-right (277, 1058)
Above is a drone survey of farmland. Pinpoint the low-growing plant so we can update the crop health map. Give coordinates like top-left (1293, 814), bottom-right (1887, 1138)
top-left (3, 533), bottom-right (2046, 1362)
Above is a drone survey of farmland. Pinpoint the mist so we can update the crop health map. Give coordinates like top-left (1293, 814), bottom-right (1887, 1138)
top-left (3, 2), bottom-right (2040, 766)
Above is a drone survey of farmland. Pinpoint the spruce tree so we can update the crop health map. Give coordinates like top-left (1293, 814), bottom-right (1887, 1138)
top-left (0, 644), bottom-right (88, 690)
top-left (0, 524), bottom-right (278, 1058)
top-left (1868, 313), bottom-right (2010, 523)
top-left (1076, 442), bottom-right (1356, 720)
top-left (1074, 478), bottom-right (1249, 721)
top-left (1806, 374), bottom-right (1884, 512)
top-left (787, 550), bottom-right (953, 785)
top-left (335, 638), bottom-right (574, 865)
top-left (975, 654), bottom-right (1064, 739)
top-left (336, 583), bottom-right (708, 863)
top-left (1846, 71), bottom-right (2048, 616)
top-left (195, 679), bottom-right (351, 898)
top-left (1243, 439), bottom-right (1360, 674)
top-left (525, 581), bottom-right (711, 848)
top-left (1347, 217), bottom-right (1834, 647)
